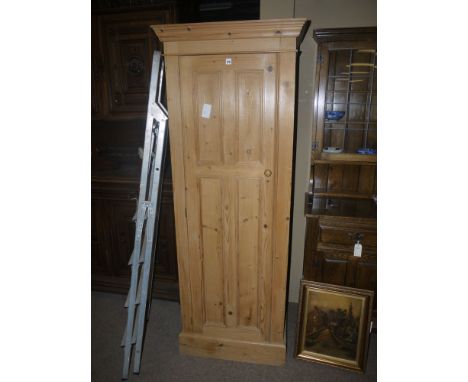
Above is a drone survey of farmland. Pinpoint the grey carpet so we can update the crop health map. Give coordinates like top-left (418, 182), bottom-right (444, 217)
top-left (92, 291), bottom-right (376, 381)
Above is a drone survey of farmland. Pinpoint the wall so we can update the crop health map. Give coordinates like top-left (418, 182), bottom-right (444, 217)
top-left (261, 0), bottom-right (376, 302)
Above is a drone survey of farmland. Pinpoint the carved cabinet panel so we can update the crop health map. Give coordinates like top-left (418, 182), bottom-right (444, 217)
top-left (92, 6), bottom-right (176, 119)
top-left (91, 5), bottom-right (179, 300)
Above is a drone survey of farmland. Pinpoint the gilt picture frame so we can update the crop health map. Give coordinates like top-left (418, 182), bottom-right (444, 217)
top-left (295, 280), bottom-right (374, 373)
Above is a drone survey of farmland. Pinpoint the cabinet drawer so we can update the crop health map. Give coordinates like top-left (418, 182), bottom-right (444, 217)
top-left (319, 223), bottom-right (376, 247)
top-left (316, 243), bottom-right (376, 260)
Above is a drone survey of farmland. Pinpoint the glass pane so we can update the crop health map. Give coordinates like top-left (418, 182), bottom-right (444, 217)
top-left (323, 125), bottom-right (345, 148)
top-left (348, 103), bottom-right (366, 122)
top-left (366, 124), bottom-right (377, 149)
top-left (321, 47), bottom-right (377, 153)
top-left (326, 92), bottom-right (347, 104)
top-left (346, 128), bottom-right (365, 153)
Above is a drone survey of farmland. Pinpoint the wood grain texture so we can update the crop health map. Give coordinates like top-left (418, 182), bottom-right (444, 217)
top-left (303, 216), bottom-right (377, 322)
top-left (178, 54), bottom-right (278, 337)
top-left (179, 332), bottom-right (286, 365)
top-left (306, 28), bottom-right (377, 325)
top-left (157, 19), bottom-right (308, 364)
top-left (200, 178), bottom-right (224, 325)
top-left (91, 5), bottom-right (180, 301)
top-left (165, 55), bottom-right (193, 332)
top-left (313, 27), bottom-right (377, 43)
top-left (238, 178), bottom-right (260, 328)
top-left (312, 162), bottom-right (376, 198)
top-left (153, 18), bottom-right (308, 42)
top-left (269, 51), bottom-right (296, 343)
top-left (93, 7), bottom-right (176, 120)
top-left (163, 38), bottom-right (296, 56)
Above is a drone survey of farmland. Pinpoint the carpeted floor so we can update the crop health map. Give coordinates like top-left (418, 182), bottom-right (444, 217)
top-left (92, 291), bottom-right (376, 381)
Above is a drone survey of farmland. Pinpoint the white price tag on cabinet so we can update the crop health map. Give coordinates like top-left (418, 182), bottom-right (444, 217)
top-left (353, 242), bottom-right (362, 257)
top-left (201, 103), bottom-right (212, 119)
top-left (225, 57), bottom-right (232, 65)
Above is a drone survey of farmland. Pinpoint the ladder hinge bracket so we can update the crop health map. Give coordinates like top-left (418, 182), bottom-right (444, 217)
top-left (150, 103), bottom-right (168, 121)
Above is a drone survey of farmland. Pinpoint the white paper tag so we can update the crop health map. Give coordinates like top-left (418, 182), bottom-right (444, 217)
top-left (225, 57), bottom-right (232, 65)
top-left (353, 242), bottom-right (362, 257)
top-left (201, 103), bottom-right (212, 119)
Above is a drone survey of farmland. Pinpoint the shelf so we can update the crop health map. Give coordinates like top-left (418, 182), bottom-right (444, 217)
top-left (326, 90), bottom-right (376, 94)
top-left (328, 74), bottom-right (373, 79)
top-left (313, 159), bottom-right (376, 166)
top-left (325, 102), bottom-right (377, 105)
top-left (324, 121), bottom-right (376, 125)
top-left (305, 195), bottom-right (376, 219)
top-left (308, 190), bottom-right (375, 200)
top-left (324, 127), bottom-right (377, 131)
top-left (317, 152), bottom-right (377, 164)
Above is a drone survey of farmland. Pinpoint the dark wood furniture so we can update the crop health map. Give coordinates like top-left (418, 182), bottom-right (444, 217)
top-left (303, 197), bottom-right (376, 322)
top-left (92, 5), bottom-right (177, 120)
top-left (91, 3), bottom-right (179, 300)
top-left (303, 27), bottom-right (377, 323)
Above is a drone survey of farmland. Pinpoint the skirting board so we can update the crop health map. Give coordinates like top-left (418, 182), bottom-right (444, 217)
top-left (179, 332), bottom-right (286, 366)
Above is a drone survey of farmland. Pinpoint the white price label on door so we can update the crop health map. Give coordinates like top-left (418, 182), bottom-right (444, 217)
top-left (201, 103), bottom-right (212, 119)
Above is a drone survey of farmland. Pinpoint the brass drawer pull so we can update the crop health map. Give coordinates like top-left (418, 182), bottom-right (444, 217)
top-left (264, 169), bottom-right (272, 177)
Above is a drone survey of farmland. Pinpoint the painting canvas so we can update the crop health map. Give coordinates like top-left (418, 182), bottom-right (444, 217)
top-left (295, 280), bottom-right (373, 373)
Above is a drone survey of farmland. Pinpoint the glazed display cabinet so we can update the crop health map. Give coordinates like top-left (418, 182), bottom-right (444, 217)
top-left (313, 27), bottom-right (377, 162)
top-left (304, 27), bottom-right (377, 325)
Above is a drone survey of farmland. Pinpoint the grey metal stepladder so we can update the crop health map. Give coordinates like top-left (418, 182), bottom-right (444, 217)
top-left (121, 51), bottom-right (168, 380)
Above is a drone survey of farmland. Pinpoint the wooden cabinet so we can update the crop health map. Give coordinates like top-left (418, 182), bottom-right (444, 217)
top-left (153, 19), bottom-right (309, 365)
top-left (91, 5), bottom-right (179, 300)
top-left (91, 161), bottom-right (179, 300)
top-left (304, 28), bottom-right (377, 324)
top-left (92, 5), bottom-right (176, 119)
top-left (312, 27), bottom-right (377, 162)
top-left (303, 216), bottom-right (377, 319)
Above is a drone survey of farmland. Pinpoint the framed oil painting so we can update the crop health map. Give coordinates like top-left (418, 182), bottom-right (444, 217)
top-left (295, 280), bottom-right (374, 373)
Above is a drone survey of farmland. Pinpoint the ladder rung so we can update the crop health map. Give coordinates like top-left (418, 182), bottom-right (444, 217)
top-left (120, 326), bottom-right (126, 347)
top-left (128, 229), bottom-right (148, 266)
top-left (124, 291), bottom-right (129, 309)
top-left (121, 302), bottom-right (142, 346)
top-left (132, 307), bottom-right (141, 344)
top-left (124, 273), bottom-right (143, 308)
top-left (127, 249), bottom-right (135, 266)
top-left (120, 322), bottom-right (138, 347)
top-left (136, 277), bottom-right (142, 305)
top-left (139, 233), bottom-right (148, 263)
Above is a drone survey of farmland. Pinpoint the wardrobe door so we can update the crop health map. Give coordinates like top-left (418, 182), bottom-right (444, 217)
top-left (178, 53), bottom-right (277, 341)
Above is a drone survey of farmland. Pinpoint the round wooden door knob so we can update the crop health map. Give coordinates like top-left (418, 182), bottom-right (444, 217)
top-left (264, 169), bottom-right (272, 177)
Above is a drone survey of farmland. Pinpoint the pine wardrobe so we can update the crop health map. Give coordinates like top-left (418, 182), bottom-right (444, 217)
top-left (152, 19), bottom-right (309, 365)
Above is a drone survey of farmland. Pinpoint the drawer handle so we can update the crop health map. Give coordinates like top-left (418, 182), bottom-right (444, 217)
top-left (264, 169), bottom-right (272, 177)
top-left (348, 232), bottom-right (364, 242)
